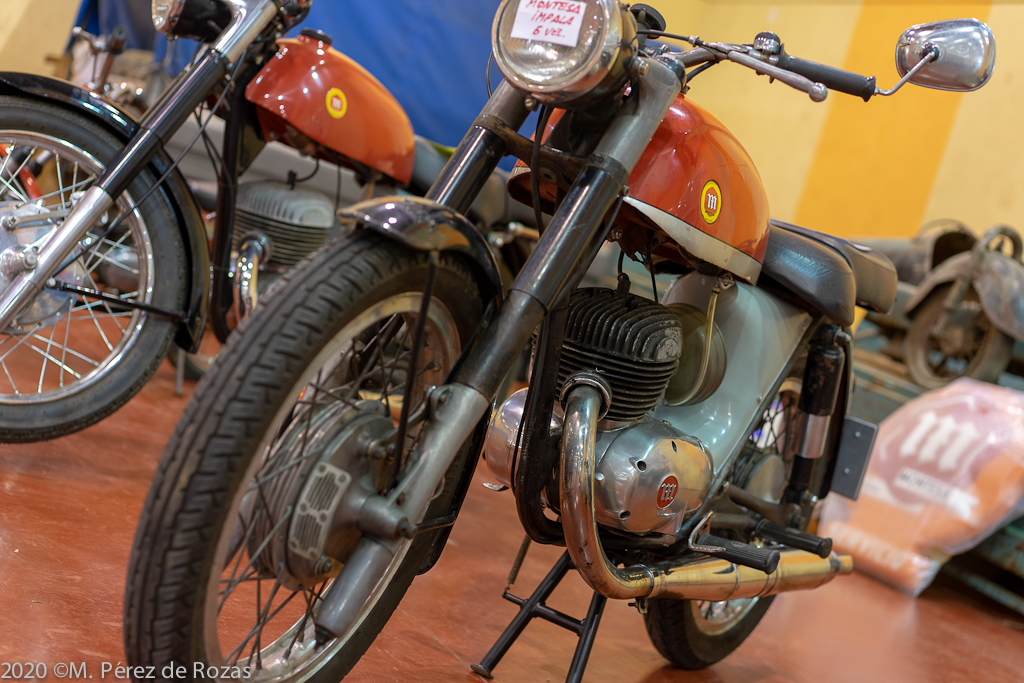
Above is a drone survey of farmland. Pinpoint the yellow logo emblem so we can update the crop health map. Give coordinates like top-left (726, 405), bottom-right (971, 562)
top-left (700, 180), bottom-right (722, 224)
top-left (325, 88), bottom-right (347, 119)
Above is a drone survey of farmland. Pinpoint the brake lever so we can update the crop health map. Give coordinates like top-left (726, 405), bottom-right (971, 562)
top-left (726, 49), bottom-right (828, 102)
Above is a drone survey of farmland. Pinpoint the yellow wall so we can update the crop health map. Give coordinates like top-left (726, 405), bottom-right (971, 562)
top-left (0, 0), bottom-right (81, 75)
top-left (659, 1), bottom-right (1009, 240)
top-left (1, 0), bottom-right (1017, 241)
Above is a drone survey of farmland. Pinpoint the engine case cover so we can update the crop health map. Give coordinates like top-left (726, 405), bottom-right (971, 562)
top-left (593, 418), bottom-right (712, 537)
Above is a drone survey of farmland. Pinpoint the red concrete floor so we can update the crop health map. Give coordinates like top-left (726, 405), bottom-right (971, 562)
top-left (2, 361), bottom-right (1024, 682)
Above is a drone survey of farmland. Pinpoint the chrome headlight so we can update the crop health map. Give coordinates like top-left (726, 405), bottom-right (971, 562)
top-left (152, 0), bottom-right (231, 40)
top-left (492, 0), bottom-right (635, 106)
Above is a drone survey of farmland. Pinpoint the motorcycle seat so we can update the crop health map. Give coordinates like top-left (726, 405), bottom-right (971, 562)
top-left (761, 221), bottom-right (897, 327)
top-left (772, 220), bottom-right (897, 315)
top-left (410, 135), bottom-right (537, 229)
top-left (762, 224), bottom-right (856, 326)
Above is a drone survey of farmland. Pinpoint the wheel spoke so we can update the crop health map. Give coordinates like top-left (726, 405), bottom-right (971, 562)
top-left (0, 148), bottom-right (29, 203)
top-left (30, 333), bottom-right (102, 368)
top-left (81, 268), bottom-right (129, 337)
top-left (17, 175), bottom-right (95, 207)
top-left (36, 310), bottom-right (62, 392)
top-left (218, 513), bottom-right (289, 611)
top-left (24, 341), bottom-right (83, 380)
top-left (0, 323), bottom-right (44, 363)
top-left (55, 152), bottom-right (65, 207)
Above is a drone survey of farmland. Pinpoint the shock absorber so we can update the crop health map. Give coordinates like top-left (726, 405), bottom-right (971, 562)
top-left (786, 325), bottom-right (847, 504)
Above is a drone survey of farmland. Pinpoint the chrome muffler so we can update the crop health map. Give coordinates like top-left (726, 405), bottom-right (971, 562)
top-left (559, 383), bottom-right (853, 602)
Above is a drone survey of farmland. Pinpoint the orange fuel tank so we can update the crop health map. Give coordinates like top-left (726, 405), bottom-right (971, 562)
top-left (510, 96), bottom-right (770, 283)
top-left (245, 33), bottom-right (415, 185)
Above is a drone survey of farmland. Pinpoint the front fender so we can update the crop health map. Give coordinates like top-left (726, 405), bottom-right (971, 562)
top-left (339, 196), bottom-right (503, 304)
top-left (905, 251), bottom-right (1024, 342)
top-left (0, 72), bottom-right (210, 352)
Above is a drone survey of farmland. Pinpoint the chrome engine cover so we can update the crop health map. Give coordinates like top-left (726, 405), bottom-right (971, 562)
top-left (591, 418), bottom-right (712, 537)
top-left (485, 390), bottom-right (713, 540)
top-left (484, 387), bottom-right (561, 489)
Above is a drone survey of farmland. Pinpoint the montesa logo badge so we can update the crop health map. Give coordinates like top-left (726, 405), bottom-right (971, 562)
top-left (700, 180), bottom-right (722, 224)
top-left (657, 476), bottom-right (678, 508)
top-left (325, 87), bottom-right (348, 120)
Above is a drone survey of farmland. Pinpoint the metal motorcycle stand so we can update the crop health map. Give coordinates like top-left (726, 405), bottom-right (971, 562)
top-left (471, 550), bottom-right (608, 683)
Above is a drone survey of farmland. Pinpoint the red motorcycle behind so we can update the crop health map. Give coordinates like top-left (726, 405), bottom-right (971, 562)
top-left (0, 14), bottom-right (533, 441)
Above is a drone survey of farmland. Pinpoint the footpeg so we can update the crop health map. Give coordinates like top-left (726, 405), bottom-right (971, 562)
top-left (697, 534), bottom-right (780, 574)
top-left (754, 520), bottom-right (833, 558)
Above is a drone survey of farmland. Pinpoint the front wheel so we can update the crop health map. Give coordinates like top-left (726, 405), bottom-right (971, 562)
top-left (0, 96), bottom-right (185, 441)
top-left (124, 231), bottom-right (484, 682)
top-left (905, 285), bottom-right (1013, 389)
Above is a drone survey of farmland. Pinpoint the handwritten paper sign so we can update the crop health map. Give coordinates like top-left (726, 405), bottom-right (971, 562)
top-left (510, 0), bottom-right (587, 48)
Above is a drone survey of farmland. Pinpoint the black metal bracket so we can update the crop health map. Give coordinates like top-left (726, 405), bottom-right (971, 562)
top-left (50, 281), bottom-right (182, 321)
top-left (471, 551), bottom-right (607, 683)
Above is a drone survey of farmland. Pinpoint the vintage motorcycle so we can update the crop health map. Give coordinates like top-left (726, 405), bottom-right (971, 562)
top-left (123, 1), bottom-right (995, 681)
top-left (861, 221), bottom-right (1024, 389)
top-left (0, 9), bottom-right (533, 441)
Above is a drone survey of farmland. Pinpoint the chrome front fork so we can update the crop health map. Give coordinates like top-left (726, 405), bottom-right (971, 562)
top-left (0, 186), bottom-right (112, 330)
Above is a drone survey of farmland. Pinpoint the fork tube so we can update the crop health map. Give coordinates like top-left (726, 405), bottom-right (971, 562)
top-left (0, 52), bottom-right (228, 331)
top-left (427, 81), bottom-right (529, 214)
top-left (453, 164), bottom-right (627, 398)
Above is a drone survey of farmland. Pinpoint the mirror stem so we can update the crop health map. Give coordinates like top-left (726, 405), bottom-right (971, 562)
top-left (876, 45), bottom-right (939, 96)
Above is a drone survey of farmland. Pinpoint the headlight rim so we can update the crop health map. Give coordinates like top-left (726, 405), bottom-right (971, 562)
top-left (491, 0), bottom-right (632, 106)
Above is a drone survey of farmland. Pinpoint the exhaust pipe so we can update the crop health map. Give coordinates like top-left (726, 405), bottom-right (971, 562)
top-left (231, 232), bottom-right (271, 325)
top-left (559, 383), bottom-right (853, 602)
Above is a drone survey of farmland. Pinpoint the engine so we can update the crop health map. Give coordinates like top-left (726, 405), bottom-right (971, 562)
top-left (232, 181), bottom-right (338, 270)
top-left (484, 282), bottom-right (716, 541)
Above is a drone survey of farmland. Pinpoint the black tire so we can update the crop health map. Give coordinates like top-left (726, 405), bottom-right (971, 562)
top-left (644, 595), bottom-right (775, 670)
top-left (905, 285), bottom-right (1013, 390)
top-left (643, 376), bottom-right (802, 669)
top-left (124, 231), bottom-right (483, 682)
top-left (0, 96), bottom-right (185, 441)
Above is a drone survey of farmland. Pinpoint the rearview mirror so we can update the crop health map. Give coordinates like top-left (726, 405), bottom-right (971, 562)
top-left (896, 18), bottom-right (995, 92)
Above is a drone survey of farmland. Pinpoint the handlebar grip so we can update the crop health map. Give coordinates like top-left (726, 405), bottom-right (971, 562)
top-left (777, 53), bottom-right (875, 101)
top-left (107, 25), bottom-right (127, 55)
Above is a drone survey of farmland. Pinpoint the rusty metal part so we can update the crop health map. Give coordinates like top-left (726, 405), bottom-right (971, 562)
top-left (559, 383), bottom-right (852, 601)
top-left (906, 225), bottom-right (1024, 343)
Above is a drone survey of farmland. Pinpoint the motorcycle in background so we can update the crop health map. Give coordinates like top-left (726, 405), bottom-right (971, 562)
top-left (0, 9), bottom-right (534, 441)
top-left (860, 221), bottom-right (1024, 389)
top-left (122, 2), bottom-right (993, 680)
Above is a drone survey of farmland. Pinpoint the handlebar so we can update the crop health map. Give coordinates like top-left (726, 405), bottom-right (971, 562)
top-left (776, 51), bottom-right (876, 101)
top-left (666, 35), bottom-right (878, 103)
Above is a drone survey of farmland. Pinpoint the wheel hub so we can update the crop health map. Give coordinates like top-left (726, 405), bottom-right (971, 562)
top-left (247, 397), bottom-right (396, 591)
top-left (0, 202), bottom-right (76, 334)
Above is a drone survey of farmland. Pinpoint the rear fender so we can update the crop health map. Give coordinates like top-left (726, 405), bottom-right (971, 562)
top-left (0, 72), bottom-right (210, 352)
top-left (339, 196), bottom-right (503, 305)
top-left (905, 251), bottom-right (1024, 342)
